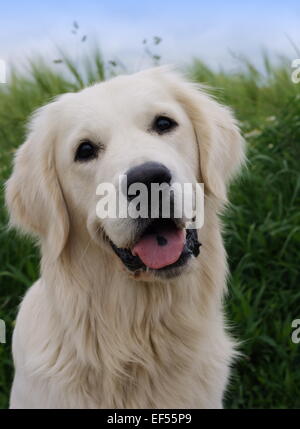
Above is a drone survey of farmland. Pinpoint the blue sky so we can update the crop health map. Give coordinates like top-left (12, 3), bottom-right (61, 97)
top-left (1, 0), bottom-right (300, 71)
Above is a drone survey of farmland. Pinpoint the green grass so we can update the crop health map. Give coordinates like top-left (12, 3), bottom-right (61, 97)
top-left (0, 51), bottom-right (300, 409)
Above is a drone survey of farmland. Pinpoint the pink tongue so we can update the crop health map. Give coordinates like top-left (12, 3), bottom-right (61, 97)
top-left (132, 225), bottom-right (185, 269)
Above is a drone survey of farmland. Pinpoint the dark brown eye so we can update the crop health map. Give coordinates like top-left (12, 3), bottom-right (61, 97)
top-left (153, 116), bottom-right (178, 133)
top-left (75, 141), bottom-right (99, 162)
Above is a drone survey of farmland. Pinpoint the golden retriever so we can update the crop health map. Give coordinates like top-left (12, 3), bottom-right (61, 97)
top-left (5, 67), bottom-right (245, 408)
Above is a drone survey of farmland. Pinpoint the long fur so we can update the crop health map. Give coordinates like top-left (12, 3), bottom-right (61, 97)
top-left (5, 67), bottom-right (245, 408)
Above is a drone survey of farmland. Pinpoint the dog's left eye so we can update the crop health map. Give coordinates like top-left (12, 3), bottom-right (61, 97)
top-left (75, 141), bottom-right (99, 162)
top-left (152, 116), bottom-right (178, 134)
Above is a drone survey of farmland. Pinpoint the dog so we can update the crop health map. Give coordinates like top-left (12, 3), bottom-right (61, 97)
top-left (5, 66), bottom-right (245, 408)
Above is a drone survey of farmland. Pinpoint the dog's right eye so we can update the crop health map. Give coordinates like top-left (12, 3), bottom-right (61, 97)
top-left (75, 141), bottom-right (99, 162)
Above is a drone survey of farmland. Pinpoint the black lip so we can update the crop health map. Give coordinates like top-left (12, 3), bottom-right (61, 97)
top-left (109, 224), bottom-right (201, 277)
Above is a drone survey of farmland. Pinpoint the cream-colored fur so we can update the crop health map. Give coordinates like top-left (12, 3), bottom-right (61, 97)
top-left (5, 67), bottom-right (245, 409)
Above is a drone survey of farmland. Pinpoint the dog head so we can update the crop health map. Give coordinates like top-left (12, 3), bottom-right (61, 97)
top-left (5, 67), bottom-right (244, 280)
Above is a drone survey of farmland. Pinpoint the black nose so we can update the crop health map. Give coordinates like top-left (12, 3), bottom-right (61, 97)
top-left (125, 162), bottom-right (172, 201)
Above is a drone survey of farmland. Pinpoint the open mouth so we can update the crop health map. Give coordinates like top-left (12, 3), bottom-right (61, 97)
top-left (109, 218), bottom-right (201, 278)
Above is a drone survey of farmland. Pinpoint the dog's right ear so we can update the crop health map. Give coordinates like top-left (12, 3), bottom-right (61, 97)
top-left (5, 102), bottom-right (70, 260)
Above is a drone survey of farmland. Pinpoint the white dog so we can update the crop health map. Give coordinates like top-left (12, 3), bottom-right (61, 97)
top-left (6, 67), bottom-right (245, 408)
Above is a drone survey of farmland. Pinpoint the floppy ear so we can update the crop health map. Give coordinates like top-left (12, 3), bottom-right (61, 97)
top-left (162, 69), bottom-right (245, 203)
top-left (5, 102), bottom-right (69, 259)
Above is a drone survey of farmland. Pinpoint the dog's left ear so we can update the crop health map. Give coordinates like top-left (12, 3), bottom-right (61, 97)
top-left (162, 69), bottom-right (245, 203)
top-left (5, 101), bottom-right (70, 260)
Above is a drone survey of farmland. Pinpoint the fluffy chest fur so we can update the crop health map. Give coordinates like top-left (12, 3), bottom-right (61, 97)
top-left (10, 215), bottom-right (234, 409)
